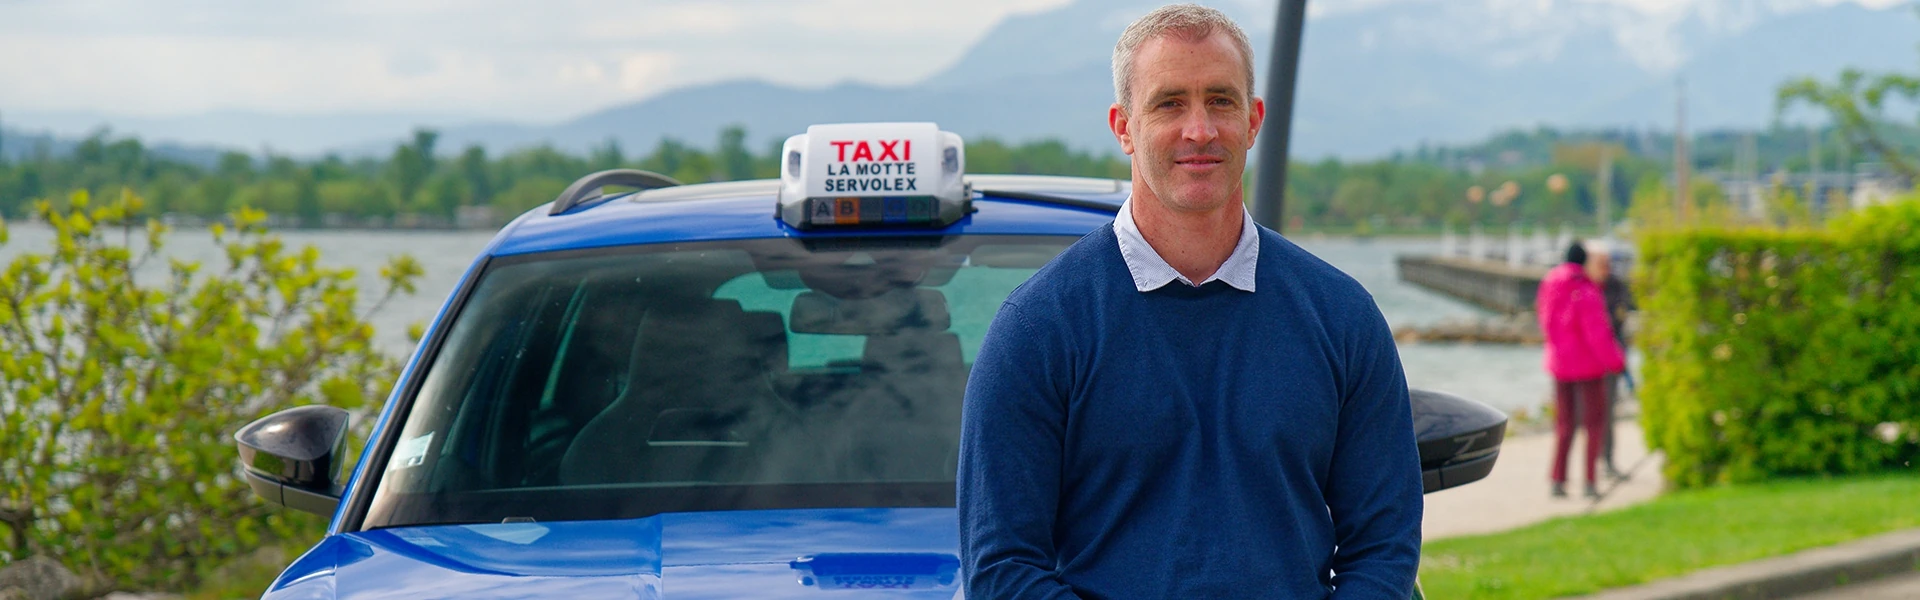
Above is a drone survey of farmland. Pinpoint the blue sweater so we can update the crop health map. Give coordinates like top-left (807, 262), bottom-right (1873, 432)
top-left (958, 225), bottom-right (1422, 599)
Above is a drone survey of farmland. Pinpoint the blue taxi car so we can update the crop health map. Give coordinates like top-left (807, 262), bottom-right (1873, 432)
top-left (233, 123), bottom-right (1505, 599)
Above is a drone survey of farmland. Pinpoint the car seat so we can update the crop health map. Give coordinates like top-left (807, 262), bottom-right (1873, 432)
top-left (559, 298), bottom-right (789, 485)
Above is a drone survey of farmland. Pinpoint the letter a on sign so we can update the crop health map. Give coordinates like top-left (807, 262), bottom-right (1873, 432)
top-left (811, 198), bottom-right (834, 224)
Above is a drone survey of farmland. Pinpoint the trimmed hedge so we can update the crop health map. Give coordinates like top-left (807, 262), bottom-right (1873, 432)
top-left (1638, 196), bottom-right (1920, 488)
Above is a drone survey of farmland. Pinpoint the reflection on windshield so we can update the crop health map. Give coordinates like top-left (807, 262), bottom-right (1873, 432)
top-left (360, 236), bottom-right (1072, 528)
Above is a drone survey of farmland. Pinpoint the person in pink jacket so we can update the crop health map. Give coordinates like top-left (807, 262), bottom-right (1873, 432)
top-left (1537, 241), bottom-right (1627, 499)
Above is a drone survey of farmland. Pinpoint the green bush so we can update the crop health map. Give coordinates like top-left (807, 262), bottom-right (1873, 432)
top-left (0, 190), bottom-right (421, 591)
top-left (1637, 194), bottom-right (1920, 488)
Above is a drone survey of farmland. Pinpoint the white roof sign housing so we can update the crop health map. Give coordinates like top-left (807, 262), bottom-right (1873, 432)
top-left (777, 122), bottom-right (968, 228)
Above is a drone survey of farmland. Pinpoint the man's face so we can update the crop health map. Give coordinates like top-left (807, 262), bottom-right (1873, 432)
top-left (1109, 32), bottom-right (1264, 214)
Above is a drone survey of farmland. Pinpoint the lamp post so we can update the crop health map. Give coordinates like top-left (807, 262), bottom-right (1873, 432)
top-left (1252, 0), bottom-right (1310, 232)
top-left (1465, 186), bottom-right (1486, 260)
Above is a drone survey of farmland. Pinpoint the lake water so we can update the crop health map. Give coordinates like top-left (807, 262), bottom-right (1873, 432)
top-left (0, 225), bottom-right (1561, 414)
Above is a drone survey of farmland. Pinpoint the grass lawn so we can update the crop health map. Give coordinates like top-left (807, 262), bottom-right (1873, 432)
top-left (1419, 471), bottom-right (1920, 599)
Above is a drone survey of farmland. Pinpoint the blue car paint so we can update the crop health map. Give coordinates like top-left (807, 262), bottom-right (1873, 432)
top-left (268, 508), bottom-right (962, 599)
top-left (289, 186), bottom-right (1125, 598)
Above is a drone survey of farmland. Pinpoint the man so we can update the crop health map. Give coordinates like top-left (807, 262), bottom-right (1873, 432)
top-left (957, 4), bottom-right (1423, 598)
top-left (1587, 243), bottom-right (1636, 480)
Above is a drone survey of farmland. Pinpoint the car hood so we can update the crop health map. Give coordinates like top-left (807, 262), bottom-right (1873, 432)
top-left (264, 508), bottom-right (964, 599)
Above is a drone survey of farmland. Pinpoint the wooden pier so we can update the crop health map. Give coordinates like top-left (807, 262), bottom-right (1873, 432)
top-left (1395, 255), bottom-right (1548, 315)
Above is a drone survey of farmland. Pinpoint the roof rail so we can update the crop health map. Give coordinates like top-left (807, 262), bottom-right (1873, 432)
top-left (550, 169), bottom-right (682, 215)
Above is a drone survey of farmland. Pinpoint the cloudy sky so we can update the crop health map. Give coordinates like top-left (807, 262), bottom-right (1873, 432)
top-left (0, 0), bottom-right (1078, 122)
top-left (0, 0), bottom-right (1904, 124)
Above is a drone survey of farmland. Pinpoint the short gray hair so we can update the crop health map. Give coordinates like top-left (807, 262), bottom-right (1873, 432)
top-left (1111, 3), bottom-right (1256, 111)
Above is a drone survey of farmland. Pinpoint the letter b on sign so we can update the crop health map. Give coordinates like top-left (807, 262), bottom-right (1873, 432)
top-left (834, 198), bottom-right (860, 224)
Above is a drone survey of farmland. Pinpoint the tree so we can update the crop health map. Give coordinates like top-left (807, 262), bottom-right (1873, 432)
top-left (491, 175), bottom-right (570, 216)
top-left (409, 128), bottom-right (439, 176)
top-left (1778, 69), bottom-right (1920, 180)
top-left (353, 180), bottom-right (399, 220)
top-left (1331, 177), bottom-right (1385, 223)
top-left (0, 190), bottom-right (421, 591)
top-left (216, 152), bottom-right (255, 183)
top-left (148, 171), bottom-right (189, 217)
top-left (717, 125), bottom-right (754, 181)
top-left (74, 132), bottom-right (109, 169)
top-left (295, 168), bottom-right (323, 228)
top-left (760, 136), bottom-right (787, 179)
top-left (389, 128), bottom-right (440, 205)
top-left (639, 138), bottom-right (691, 179)
top-left (265, 154), bottom-right (300, 181)
top-left (194, 176), bottom-right (237, 217)
top-left (0, 163), bottom-right (41, 218)
top-left (589, 139), bottom-right (626, 172)
top-left (456, 145), bottom-right (494, 207)
top-left (422, 171), bottom-right (470, 220)
top-left (671, 152), bottom-right (717, 184)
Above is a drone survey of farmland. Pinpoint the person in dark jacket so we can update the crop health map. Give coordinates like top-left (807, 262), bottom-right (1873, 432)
top-left (1588, 244), bottom-right (1635, 479)
top-left (1536, 241), bottom-right (1626, 499)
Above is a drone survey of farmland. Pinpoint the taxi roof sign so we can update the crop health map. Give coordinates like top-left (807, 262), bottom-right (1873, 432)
top-left (778, 122), bottom-right (968, 229)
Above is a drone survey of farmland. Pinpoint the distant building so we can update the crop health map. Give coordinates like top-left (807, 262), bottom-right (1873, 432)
top-left (456, 206), bottom-right (495, 230)
top-left (1702, 164), bottom-right (1910, 219)
top-left (1848, 163), bottom-right (1912, 209)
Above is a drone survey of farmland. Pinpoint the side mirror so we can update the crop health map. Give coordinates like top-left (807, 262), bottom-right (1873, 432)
top-left (1411, 388), bottom-right (1507, 494)
top-left (234, 405), bottom-right (349, 516)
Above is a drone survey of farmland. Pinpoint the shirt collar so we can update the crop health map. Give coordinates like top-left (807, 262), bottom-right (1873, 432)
top-left (1112, 196), bottom-right (1259, 293)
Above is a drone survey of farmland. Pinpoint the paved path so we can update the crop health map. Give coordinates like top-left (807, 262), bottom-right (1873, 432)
top-left (1423, 420), bottom-right (1663, 541)
top-left (1789, 570), bottom-right (1920, 599)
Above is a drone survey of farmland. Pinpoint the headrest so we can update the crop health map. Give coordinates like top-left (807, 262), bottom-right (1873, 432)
top-left (629, 299), bottom-right (782, 371)
top-left (738, 310), bottom-right (788, 372)
top-left (789, 288), bottom-right (950, 335)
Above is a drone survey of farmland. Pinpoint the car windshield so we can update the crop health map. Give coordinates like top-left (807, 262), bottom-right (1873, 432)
top-left (361, 234), bottom-right (1076, 528)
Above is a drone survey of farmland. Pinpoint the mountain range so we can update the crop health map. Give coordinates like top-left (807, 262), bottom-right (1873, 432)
top-left (5, 0), bottom-right (1916, 160)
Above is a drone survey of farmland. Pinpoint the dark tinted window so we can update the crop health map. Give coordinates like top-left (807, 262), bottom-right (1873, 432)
top-left (362, 235), bottom-right (1073, 528)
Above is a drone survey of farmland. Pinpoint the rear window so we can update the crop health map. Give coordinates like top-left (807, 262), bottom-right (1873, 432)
top-left (360, 235), bottom-right (1074, 528)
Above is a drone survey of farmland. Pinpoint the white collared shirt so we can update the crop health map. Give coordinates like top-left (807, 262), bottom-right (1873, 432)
top-left (1112, 197), bottom-right (1260, 293)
